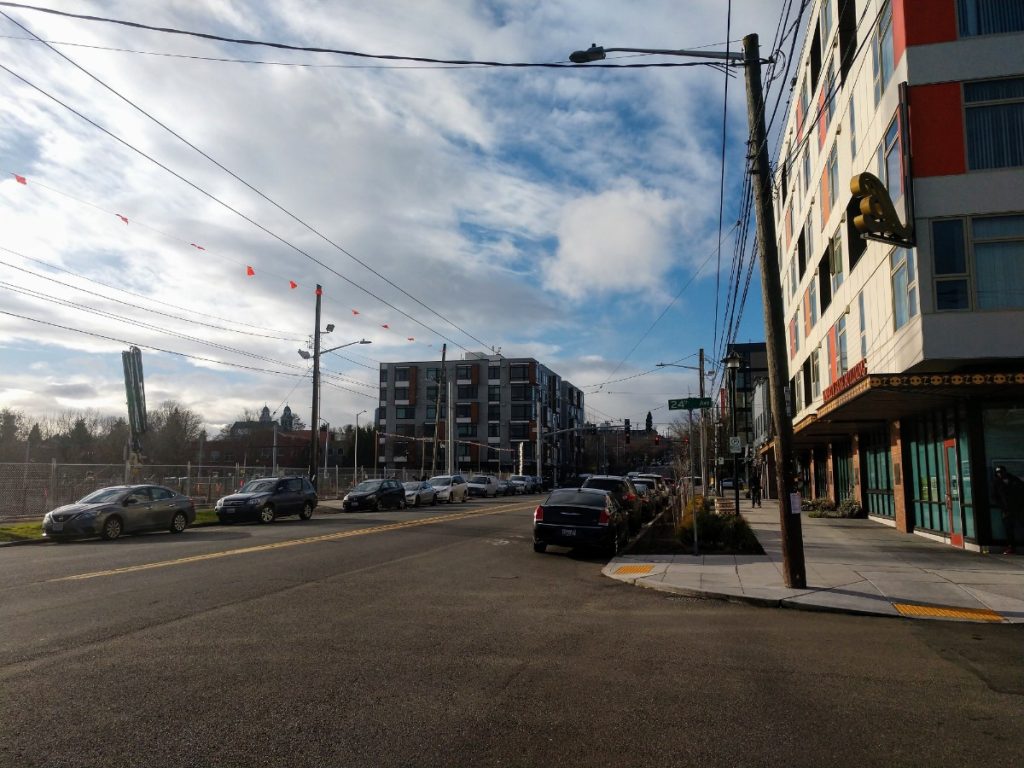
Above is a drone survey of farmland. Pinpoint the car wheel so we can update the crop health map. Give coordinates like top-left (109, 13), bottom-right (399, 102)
top-left (299, 502), bottom-right (314, 520)
top-left (431, 494), bottom-right (437, 506)
top-left (447, 494), bottom-right (454, 504)
top-left (101, 516), bottom-right (123, 541)
top-left (372, 499), bottom-right (381, 512)
top-left (258, 505), bottom-right (275, 524)
top-left (461, 490), bottom-right (468, 503)
top-left (169, 511), bottom-right (188, 534)
top-left (533, 541), bottom-right (547, 553)
top-left (412, 495), bottom-right (419, 507)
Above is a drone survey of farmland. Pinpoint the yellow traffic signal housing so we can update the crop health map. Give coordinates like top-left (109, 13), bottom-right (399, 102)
top-left (849, 172), bottom-right (914, 247)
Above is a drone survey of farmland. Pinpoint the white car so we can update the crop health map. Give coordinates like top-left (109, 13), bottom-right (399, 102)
top-left (427, 474), bottom-right (469, 503)
top-left (467, 475), bottom-right (499, 498)
top-left (403, 481), bottom-right (437, 507)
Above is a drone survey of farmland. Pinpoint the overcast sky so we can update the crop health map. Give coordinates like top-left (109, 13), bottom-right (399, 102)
top-left (0, 0), bottom-right (798, 437)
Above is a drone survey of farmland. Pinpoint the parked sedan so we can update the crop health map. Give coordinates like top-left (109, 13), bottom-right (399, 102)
top-left (403, 481), bottom-right (437, 507)
top-left (216, 476), bottom-right (318, 523)
top-left (532, 487), bottom-right (629, 556)
top-left (467, 475), bottom-right (499, 498)
top-left (509, 475), bottom-right (534, 493)
top-left (342, 479), bottom-right (406, 511)
top-left (42, 485), bottom-right (195, 541)
top-left (428, 474), bottom-right (469, 503)
top-left (631, 480), bottom-right (657, 523)
top-left (581, 475), bottom-right (643, 534)
top-left (496, 478), bottom-right (515, 496)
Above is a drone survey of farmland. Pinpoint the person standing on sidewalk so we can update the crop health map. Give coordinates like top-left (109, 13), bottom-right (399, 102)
top-left (993, 465), bottom-right (1023, 555)
top-left (749, 472), bottom-right (762, 507)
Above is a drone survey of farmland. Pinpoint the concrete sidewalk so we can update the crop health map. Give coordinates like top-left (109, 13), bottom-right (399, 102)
top-left (604, 498), bottom-right (1024, 623)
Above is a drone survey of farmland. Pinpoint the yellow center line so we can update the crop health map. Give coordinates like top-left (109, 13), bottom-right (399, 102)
top-left (50, 502), bottom-right (526, 582)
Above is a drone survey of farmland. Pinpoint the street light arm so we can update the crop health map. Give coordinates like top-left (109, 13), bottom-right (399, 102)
top-left (320, 338), bottom-right (372, 355)
top-left (570, 43), bottom-right (753, 65)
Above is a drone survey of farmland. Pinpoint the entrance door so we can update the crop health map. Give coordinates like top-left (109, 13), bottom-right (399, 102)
top-left (943, 439), bottom-right (964, 548)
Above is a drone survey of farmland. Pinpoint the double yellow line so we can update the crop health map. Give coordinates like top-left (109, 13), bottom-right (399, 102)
top-left (52, 502), bottom-right (526, 582)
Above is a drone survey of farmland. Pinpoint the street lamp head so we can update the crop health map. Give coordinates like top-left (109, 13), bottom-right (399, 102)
top-left (298, 349), bottom-right (311, 360)
top-left (723, 351), bottom-right (743, 371)
top-left (325, 323), bottom-right (335, 333)
top-left (358, 339), bottom-right (372, 344)
top-left (570, 44), bottom-right (606, 64)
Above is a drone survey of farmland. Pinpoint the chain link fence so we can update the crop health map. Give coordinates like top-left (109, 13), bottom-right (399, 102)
top-left (0, 463), bottom-right (440, 521)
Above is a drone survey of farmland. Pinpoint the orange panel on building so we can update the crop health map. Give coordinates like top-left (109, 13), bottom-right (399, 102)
top-left (908, 82), bottom-right (966, 177)
top-left (895, 0), bottom-right (957, 64)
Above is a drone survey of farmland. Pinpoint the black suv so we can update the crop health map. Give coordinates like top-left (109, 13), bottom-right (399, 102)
top-left (216, 476), bottom-right (317, 524)
top-left (581, 475), bottom-right (643, 533)
top-left (342, 478), bottom-right (406, 512)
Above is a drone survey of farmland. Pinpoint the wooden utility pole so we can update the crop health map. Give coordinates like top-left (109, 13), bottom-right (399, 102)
top-left (308, 284), bottom-right (323, 489)
top-left (743, 34), bottom-right (806, 588)
top-left (431, 344), bottom-right (446, 475)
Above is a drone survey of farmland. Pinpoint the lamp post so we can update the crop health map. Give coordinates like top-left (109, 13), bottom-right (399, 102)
top-left (570, 34), bottom-right (805, 588)
top-left (298, 303), bottom-right (372, 490)
top-left (724, 350), bottom-right (742, 514)
top-left (354, 409), bottom-right (367, 485)
top-left (657, 353), bottom-right (716, 491)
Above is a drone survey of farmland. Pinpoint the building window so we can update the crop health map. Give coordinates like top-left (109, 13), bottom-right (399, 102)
top-left (800, 73), bottom-right (811, 129)
top-left (809, 279), bottom-right (818, 327)
top-left (426, 385), bottom-right (442, 403)
top-left (827, 144), bottom-right (839, 212)
top-left (891, 248), bottom-right (919, 330)
top-left (821, 0), bottom-right (834, 44)
top-left (488, 423), bottom-right (499, 438)
top-left (836, 315), bottom-right (848, 376)
top-left (510, 384), bottom-right (532, 401)
top-left (801, 144), bottom-right (811, 201)
top-left (509, 364), bottom-right (529, 380)
top-left (488, 404), bottom-right (500, 421)
top-left (510, 403), bottom-right (533, 421)
top-left (422, 423), bottom-right (435, 438)
top-left (379, 369), bottom-right (388, 383)
top-left (395, 407), bottom-right (416, 420)
top-left (510, 424), bottom-right (529, 439)
top-left (810, 349), bottom-right (821, 399)
top-left (457, 424), bottom-right (477, 438)
top-left (394, 387), bottom-right (409, 401)
top-left (964, 77), bottom-right (1024, 170)
top-left (849, 96), bottom-right (857, 158)
top-left (457, 443), bottom-right (470, 459)
top-left (455, 403), bottom-right (472, 418)
top-left (425, 405), bottom-right (436, 421)
top-left (877, 114), bottom-right (903, 200)
top-left (488, 385), bottom-right (500, 402)
top-left (872, 1), bottom-right (895, 105)
top-left (457, 385), bottom-right (476, 400)
top-left (379, 387), bottom-right (387, 402)
top-left (830, 229), bottom-right (844, 295)
top-left (425, 367), bottom-right (441, 382)
top-left (789, 257), bottom-right (798, 298)
top-left (957, 0), bottom-right (1024, 36)
top-left (395, 367), bottom-right (410, 382)
top-left (974, 215), bottom-right (1024, 308)
top-left (488, 365), bottom-right (500, 381)
top-left (456, 365), bottom-right (472, 380)
top-left (858, 291), bottom-right (867, 359)
top-left (933, 219), bottom-right (971, 310)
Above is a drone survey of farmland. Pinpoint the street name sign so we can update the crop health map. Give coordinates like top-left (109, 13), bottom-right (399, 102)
top-left (668, 397), bottom-right (713, 411)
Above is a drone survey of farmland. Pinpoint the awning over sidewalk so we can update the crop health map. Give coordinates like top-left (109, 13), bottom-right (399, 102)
top-left (793, 370), bottom-right (1024, 446)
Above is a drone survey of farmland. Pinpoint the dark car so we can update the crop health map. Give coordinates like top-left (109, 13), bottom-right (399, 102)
top-left (216, 476), bottom-right (317, 524)
top-left (42, 484), bottom-right (196, 541)
top-left (532, 487), bottom-right (629, 556)
top-left (581, 475), bottom-right (642, 533)
top-left (636, 474), bottom-right (671, 514)
top-left (631, 480), bottom-right (657, 522)
top-left (342, 478), bottom-right (406, 511)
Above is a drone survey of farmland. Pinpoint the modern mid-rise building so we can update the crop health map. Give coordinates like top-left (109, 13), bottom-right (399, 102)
top-left (772, 0), bottom-right (1024, 550)
top-left (376, 353), bottom-right (584, 481)
top-left (718, 342), bottom-right (768, 485)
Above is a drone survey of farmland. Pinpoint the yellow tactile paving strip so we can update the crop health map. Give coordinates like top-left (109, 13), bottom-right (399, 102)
top-left (892, 602), bottom-right (1004, 622)
top-left (615, 565), bottom-right (654, 576)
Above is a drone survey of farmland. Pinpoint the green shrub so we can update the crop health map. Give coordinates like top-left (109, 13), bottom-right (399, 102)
top-left (802, 497), bottom-right (837, 513)
top-left (676, 506), bottom-right (763, 554)
top-left (807, 496), bottom-right (864, 518)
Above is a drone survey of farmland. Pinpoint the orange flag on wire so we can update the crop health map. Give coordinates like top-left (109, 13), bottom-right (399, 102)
top-left (14, 174), bottom-right (26, 184)
top-left (116, 214), bottom-right (128, 224)
top-left (246, 266), bottom-right (255, 276)
top-left (289, 280), bottom-right (298, 289)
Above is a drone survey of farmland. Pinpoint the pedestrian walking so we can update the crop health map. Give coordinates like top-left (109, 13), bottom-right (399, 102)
top-left (992, 465), bottom-right (1023, 555)
top-left (749, 473), bottom-right (762, 507)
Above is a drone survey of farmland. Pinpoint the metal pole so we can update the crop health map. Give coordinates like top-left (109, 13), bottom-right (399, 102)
top-left (699, 348), bottom-right (707, 490)
top-left (354, 411), bottom-right (360, 485)
top-left (731, 366), bottom-right (740, 515)
top-left (323, 422), bottom-right (329, 487)
top-left (272, 423), bottom-right (278, 475)
top-left (743, 33), bottom-right (806, 588)
top-left (308, 284), bottom-right (323, 489)
top-left (432, 344), bottom-right (446, 475)
top-left (690, 407), bottom-right (699, 556)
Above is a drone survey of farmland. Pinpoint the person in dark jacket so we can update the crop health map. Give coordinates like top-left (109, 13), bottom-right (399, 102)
top-left (992, 465), bottom-right (1024, 555)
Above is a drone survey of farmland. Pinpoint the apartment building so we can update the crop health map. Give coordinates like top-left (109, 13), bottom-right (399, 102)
top-left (774, 0), bottom-right (1024, 551)
top-left (376, 354), bottom-right (585, 481)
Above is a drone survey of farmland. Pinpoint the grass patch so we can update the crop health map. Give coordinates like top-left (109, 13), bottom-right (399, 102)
top-left (629, 495), bottom-right (764, 556)
top-left (193, 507), bottom-right (218, 525)
top-left (0, 521), bottom-right (43, 543)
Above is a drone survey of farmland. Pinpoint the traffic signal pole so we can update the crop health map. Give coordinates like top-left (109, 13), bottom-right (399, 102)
top-left (308, 284), bottom-right (323, 490)
top-left (743, 34), bottom-right (806, 588)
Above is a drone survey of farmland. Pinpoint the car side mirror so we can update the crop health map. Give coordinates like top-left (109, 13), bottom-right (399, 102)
top-left (124, 497), bottom-right (137, 506)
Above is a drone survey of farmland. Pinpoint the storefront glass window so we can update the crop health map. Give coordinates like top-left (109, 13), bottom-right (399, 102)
top-left (982, 406), bottom-right (1024, 541)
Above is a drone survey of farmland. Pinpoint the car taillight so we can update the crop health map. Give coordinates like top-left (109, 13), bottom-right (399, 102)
top-left (534, 506), bottom-right (544, 522)
top-left (598, 508), bottom-right (610, 525)
top-left (626, 493), bottom-right (636, 502)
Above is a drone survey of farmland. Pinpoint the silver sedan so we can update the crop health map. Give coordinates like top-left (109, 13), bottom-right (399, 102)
top-left (403, 481), bottom-right (437, 507)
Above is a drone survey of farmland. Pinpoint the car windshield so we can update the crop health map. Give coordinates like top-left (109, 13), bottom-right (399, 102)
top-left (428, 476), bottom-right (451, 487)
top-left (403, 482), bottom-right (421, 490)
top-left (78, 487), bottom-right (127, 503)
top-left (634, 482), bottom-right (650, 492)
top-left (583, 478), bottom-right (622, 492)
top-left (511, 476), bottom-right (527, 482)
top-left (355, 480), bottom-right (383, 492)
top-left (470, 476), bottom-right (489, 484)
top-left (240, 479), bottom-right (276, 494)
top-left (546, 489), bottom-right (606, 507)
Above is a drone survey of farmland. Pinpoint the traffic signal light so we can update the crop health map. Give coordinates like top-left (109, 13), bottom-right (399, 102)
top-left (654, 434), bottom-right (661, 446)
top-left (624, 418), bottom-right (631, 444)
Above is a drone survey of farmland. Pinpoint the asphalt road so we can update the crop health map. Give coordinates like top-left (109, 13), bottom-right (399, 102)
top-left (1, 497), bottom-right (1022, 768)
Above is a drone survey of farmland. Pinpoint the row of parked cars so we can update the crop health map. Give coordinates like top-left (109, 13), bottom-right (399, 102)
top-left (532, 472), bottom-right (676, 557)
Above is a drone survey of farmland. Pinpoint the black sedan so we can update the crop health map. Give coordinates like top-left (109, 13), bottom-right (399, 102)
top-left (42, 485), bottom-right (196, 541)
top-left (532, 487), bottom-right (629, 557)
top-left (342, 479), bottom-right (406, 512)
